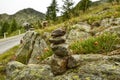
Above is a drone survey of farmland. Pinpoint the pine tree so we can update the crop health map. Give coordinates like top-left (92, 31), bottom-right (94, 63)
top-left (46, 0), bottom-right (58, 21)
top-left (46, 6), bottom-right (52, 20)
top-left (62, 0), bottom-right (74, 20)
top-left (0, 21), bottom-right (3, 36)
top-left (80, 0), bottom-right (92, 12)
top-left (10, 19), bottom-right (18, 32)
top-left (0, 21), bottom-right (10, 36)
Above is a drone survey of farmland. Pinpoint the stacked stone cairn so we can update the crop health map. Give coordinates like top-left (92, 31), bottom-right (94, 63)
top-left (49, 28), bottom-right (69, 75)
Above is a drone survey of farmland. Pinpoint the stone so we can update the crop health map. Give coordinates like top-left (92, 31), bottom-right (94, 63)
top-left (96, 25), bottom-right (120, 37)
top-left (6, 61), bottom-right (53, 80)
top-left (91, 21), bottom-right (100, 27)
top-left (67, 30), bottom-right (90, 43)
top-left (51, 44), bottom-right (69, 57)
top-left (6, 61), bottom-right (26, 76)
top-left (99, 17), bottom-right (120, 28)
top-left (51, 28), bottom-right (66, 37)
top-left (49, 37), bottom-right (65, 44)
top-left (16, 31), bottom-right (48, 64)
top-left (67, 55), bottom-right (81, 68)
top-left (76, 22), bottom-right (91, 32)
top-left (66, 23), bottom-right (91, 43)
top-left (50, 55), bottom-right (67, 75)
top-left (28, 38), bottom-right (48, 64)
top-left (100, 18), bottom-right (110, 27)
top-left (107, 48), bottom-right (120, 56)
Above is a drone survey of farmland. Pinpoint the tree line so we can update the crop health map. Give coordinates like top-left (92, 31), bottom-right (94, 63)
top-left (45, 0), bottom-right (120, 22)
top-left (46, 0), bottom-right (92, 22)
top-left (0, 19), bottom-right (20, 36)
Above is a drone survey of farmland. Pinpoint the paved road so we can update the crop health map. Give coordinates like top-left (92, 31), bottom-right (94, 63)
top-left (0, 34), bottom-right (24, 54)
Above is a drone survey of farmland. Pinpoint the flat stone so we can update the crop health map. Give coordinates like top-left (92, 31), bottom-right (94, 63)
top-left (49, 37), bottom-right (65, 44)
top-left (51, 29), bottom-right (66, 37)
top-left (51, 44), bottom-right (69, 57)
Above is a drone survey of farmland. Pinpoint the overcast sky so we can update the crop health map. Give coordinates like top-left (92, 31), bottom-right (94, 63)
top-left (0, 0), bottom-right (99, 15)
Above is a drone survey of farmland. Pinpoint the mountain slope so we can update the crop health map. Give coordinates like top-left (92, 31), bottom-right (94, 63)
top-left (0, 8), bottom-right (45, 25)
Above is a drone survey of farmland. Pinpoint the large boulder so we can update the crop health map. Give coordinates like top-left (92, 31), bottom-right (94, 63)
top-left (67, 30), bottom-right (90, 44)
top-left (6, 61), bottom-right (53, 80)
top-left (66, 23), bottom-right (91, 43)
top-left (16, 31), bottom-right (48, 64)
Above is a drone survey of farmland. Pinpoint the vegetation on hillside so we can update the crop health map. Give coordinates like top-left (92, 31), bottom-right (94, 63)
top-left (0, 0), bottom-right (120, 79)
top-left (70, 33), bottom-right (120, 54)
top-left (46, 0), bottom-right (59, 21)
top-left (0, 8), bottom-right (45, 25)
top-left (0, 8), bottom-right (45, 38)
top-left (0, 19), bottom-right (24, 38)
top-left (37, 2), bottom-right (120, 34)
top-left (0, 45), bottom-right (19, 79)
top-left (61, 0), bottom-right (74, 20)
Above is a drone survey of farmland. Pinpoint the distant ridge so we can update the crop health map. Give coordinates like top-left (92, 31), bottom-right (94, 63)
top-left (0, 8), bottom-right (45, 25)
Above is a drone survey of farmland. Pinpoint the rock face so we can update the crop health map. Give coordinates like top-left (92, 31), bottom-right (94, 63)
top-left (6, 61), bottom-right (53, 80)
top-left (16, 31), bottom-right (48, 64)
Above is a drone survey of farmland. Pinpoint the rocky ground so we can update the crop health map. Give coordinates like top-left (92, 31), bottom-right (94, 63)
top-left (7, 53), bottom-right (120, 80)
top-left (6, 17), bottom-right (120, 80)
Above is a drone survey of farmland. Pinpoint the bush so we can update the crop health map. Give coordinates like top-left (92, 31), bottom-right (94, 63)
top-left (70, 33), bottom-right (120, 54)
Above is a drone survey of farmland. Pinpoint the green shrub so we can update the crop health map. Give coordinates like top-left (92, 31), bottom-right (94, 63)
top-left (70, 33), bottom-right (120, 54)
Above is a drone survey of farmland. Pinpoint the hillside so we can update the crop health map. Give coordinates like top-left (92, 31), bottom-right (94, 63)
top-left (0, 8), bottom-right (45, 25)
top-left (0, 1), bottom-right (120, 80)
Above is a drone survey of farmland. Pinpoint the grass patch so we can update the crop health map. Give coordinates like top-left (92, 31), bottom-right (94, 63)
top-left (0, 45), bottom-right (19, 79)
top-left (40, 48), bottom-right (53, 61)
top-left (70, 33), bottom-right (120, 54)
